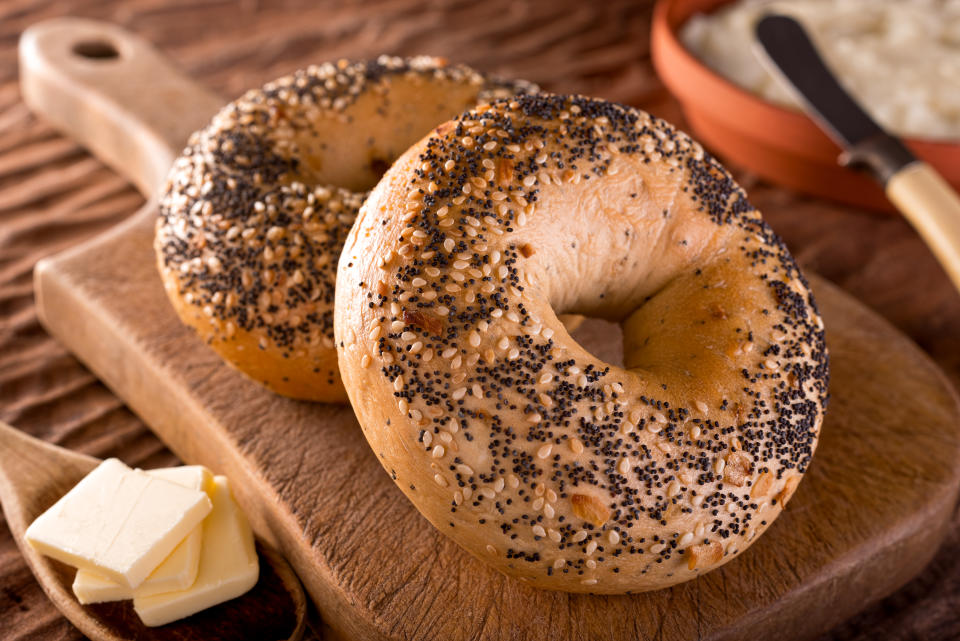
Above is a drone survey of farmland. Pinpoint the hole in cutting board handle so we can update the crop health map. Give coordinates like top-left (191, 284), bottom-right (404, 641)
top-left (72, 40), bottom-right (119, 60)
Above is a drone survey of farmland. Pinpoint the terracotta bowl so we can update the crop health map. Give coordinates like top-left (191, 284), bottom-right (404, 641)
top-left (650, 0), bottom-right (960, 212)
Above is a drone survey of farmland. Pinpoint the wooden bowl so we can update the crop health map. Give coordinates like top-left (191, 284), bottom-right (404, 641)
top-left (650, 0), bottom-right (960, 212)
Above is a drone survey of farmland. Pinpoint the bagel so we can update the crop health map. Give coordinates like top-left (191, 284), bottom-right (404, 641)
top-left (155, 56), bottom-right (537, 401)
top-left (335, 93), bottom-right (829, 593)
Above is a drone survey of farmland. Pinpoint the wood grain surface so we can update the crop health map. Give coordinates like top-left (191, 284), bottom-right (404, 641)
top-left (2, 1), bottom-right (960, 640)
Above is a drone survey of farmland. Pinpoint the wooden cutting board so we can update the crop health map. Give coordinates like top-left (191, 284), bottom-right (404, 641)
top-left (20, 17), bottom-right (960, 641)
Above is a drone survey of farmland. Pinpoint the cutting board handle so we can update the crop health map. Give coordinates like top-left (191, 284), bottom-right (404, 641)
top-left (19, 17), bottom-right (223, 197)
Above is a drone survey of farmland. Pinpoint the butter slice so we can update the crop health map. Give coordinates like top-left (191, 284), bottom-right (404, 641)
top-left (25, 458), bottom-right (212, 589)
top-left (72, 466), bottom-right (215, 603)
top-left (134, 475), bottom-right (258, 626)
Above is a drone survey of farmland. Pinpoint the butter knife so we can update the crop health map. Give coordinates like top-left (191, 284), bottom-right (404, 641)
top-left (754, 14), bottom-right (960, 293)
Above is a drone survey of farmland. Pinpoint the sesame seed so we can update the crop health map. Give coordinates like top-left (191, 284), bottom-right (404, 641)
top-left (568, 437), bottom-right (585, 454)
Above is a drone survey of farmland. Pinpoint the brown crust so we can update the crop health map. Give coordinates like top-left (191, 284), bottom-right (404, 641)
top-left (570, 494), bottom-right (612, 528)
top-left (335, 94), bottom-right (828, 592)
top-left (156, 57), bottom-right (537, 401)
top-left (687, 541), bottom-right (724, 571)
top-left (724, 452), bottom-right (753, 487)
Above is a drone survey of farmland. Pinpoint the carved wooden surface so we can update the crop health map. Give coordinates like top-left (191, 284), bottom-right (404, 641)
top-left (2, 1), bottom-right (960, 640)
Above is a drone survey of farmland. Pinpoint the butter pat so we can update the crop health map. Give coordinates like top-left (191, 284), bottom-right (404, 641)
top-left (72, 466), bottom-right (214, 603)
top-left (25, 458), bottom-right (212, 589)
top-left (134, 475), bottom-right (258, 626)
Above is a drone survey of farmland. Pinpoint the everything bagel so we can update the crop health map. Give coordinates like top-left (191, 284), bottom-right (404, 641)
top-left (335, 94), bottom-right (829, 592)
top-left (156, 56), bottom-right (536, 401)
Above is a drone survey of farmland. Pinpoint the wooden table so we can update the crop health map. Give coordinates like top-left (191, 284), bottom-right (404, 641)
top-left (1, 1), bottom-right (958, 639)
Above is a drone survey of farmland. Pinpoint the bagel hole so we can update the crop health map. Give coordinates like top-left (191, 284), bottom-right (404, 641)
top-left (72, 40), bottom-right (119, 60)
top-left (566, 316), bottom-right (624, 368)
top-left (369, 157), bottom-right (391, 180)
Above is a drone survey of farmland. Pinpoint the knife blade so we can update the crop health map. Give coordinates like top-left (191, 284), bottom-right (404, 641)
top-left (753, 13), bottom-right (916, 184)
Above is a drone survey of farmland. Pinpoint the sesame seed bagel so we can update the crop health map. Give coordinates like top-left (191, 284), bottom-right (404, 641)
top-left (156, 56), bottom-right (537, 401)
top-left (335, 94), bottom-right (829, 593)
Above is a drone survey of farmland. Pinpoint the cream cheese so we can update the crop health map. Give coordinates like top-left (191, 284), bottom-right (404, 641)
top-left (681, 0), bottom-right (960, 139)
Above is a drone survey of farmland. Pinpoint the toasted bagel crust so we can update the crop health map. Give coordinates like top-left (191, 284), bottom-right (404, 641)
top-left (156, 57), bottom-right (536, 401)
top-left (336, 94), bottom-right (829, 592)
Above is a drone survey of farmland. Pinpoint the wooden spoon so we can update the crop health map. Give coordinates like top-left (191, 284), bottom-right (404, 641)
top-left (0, 420), bottom-right (308, 641)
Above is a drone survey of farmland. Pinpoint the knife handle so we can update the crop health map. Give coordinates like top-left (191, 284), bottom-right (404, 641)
top-left (886, 162), bottom-right (960, 293)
